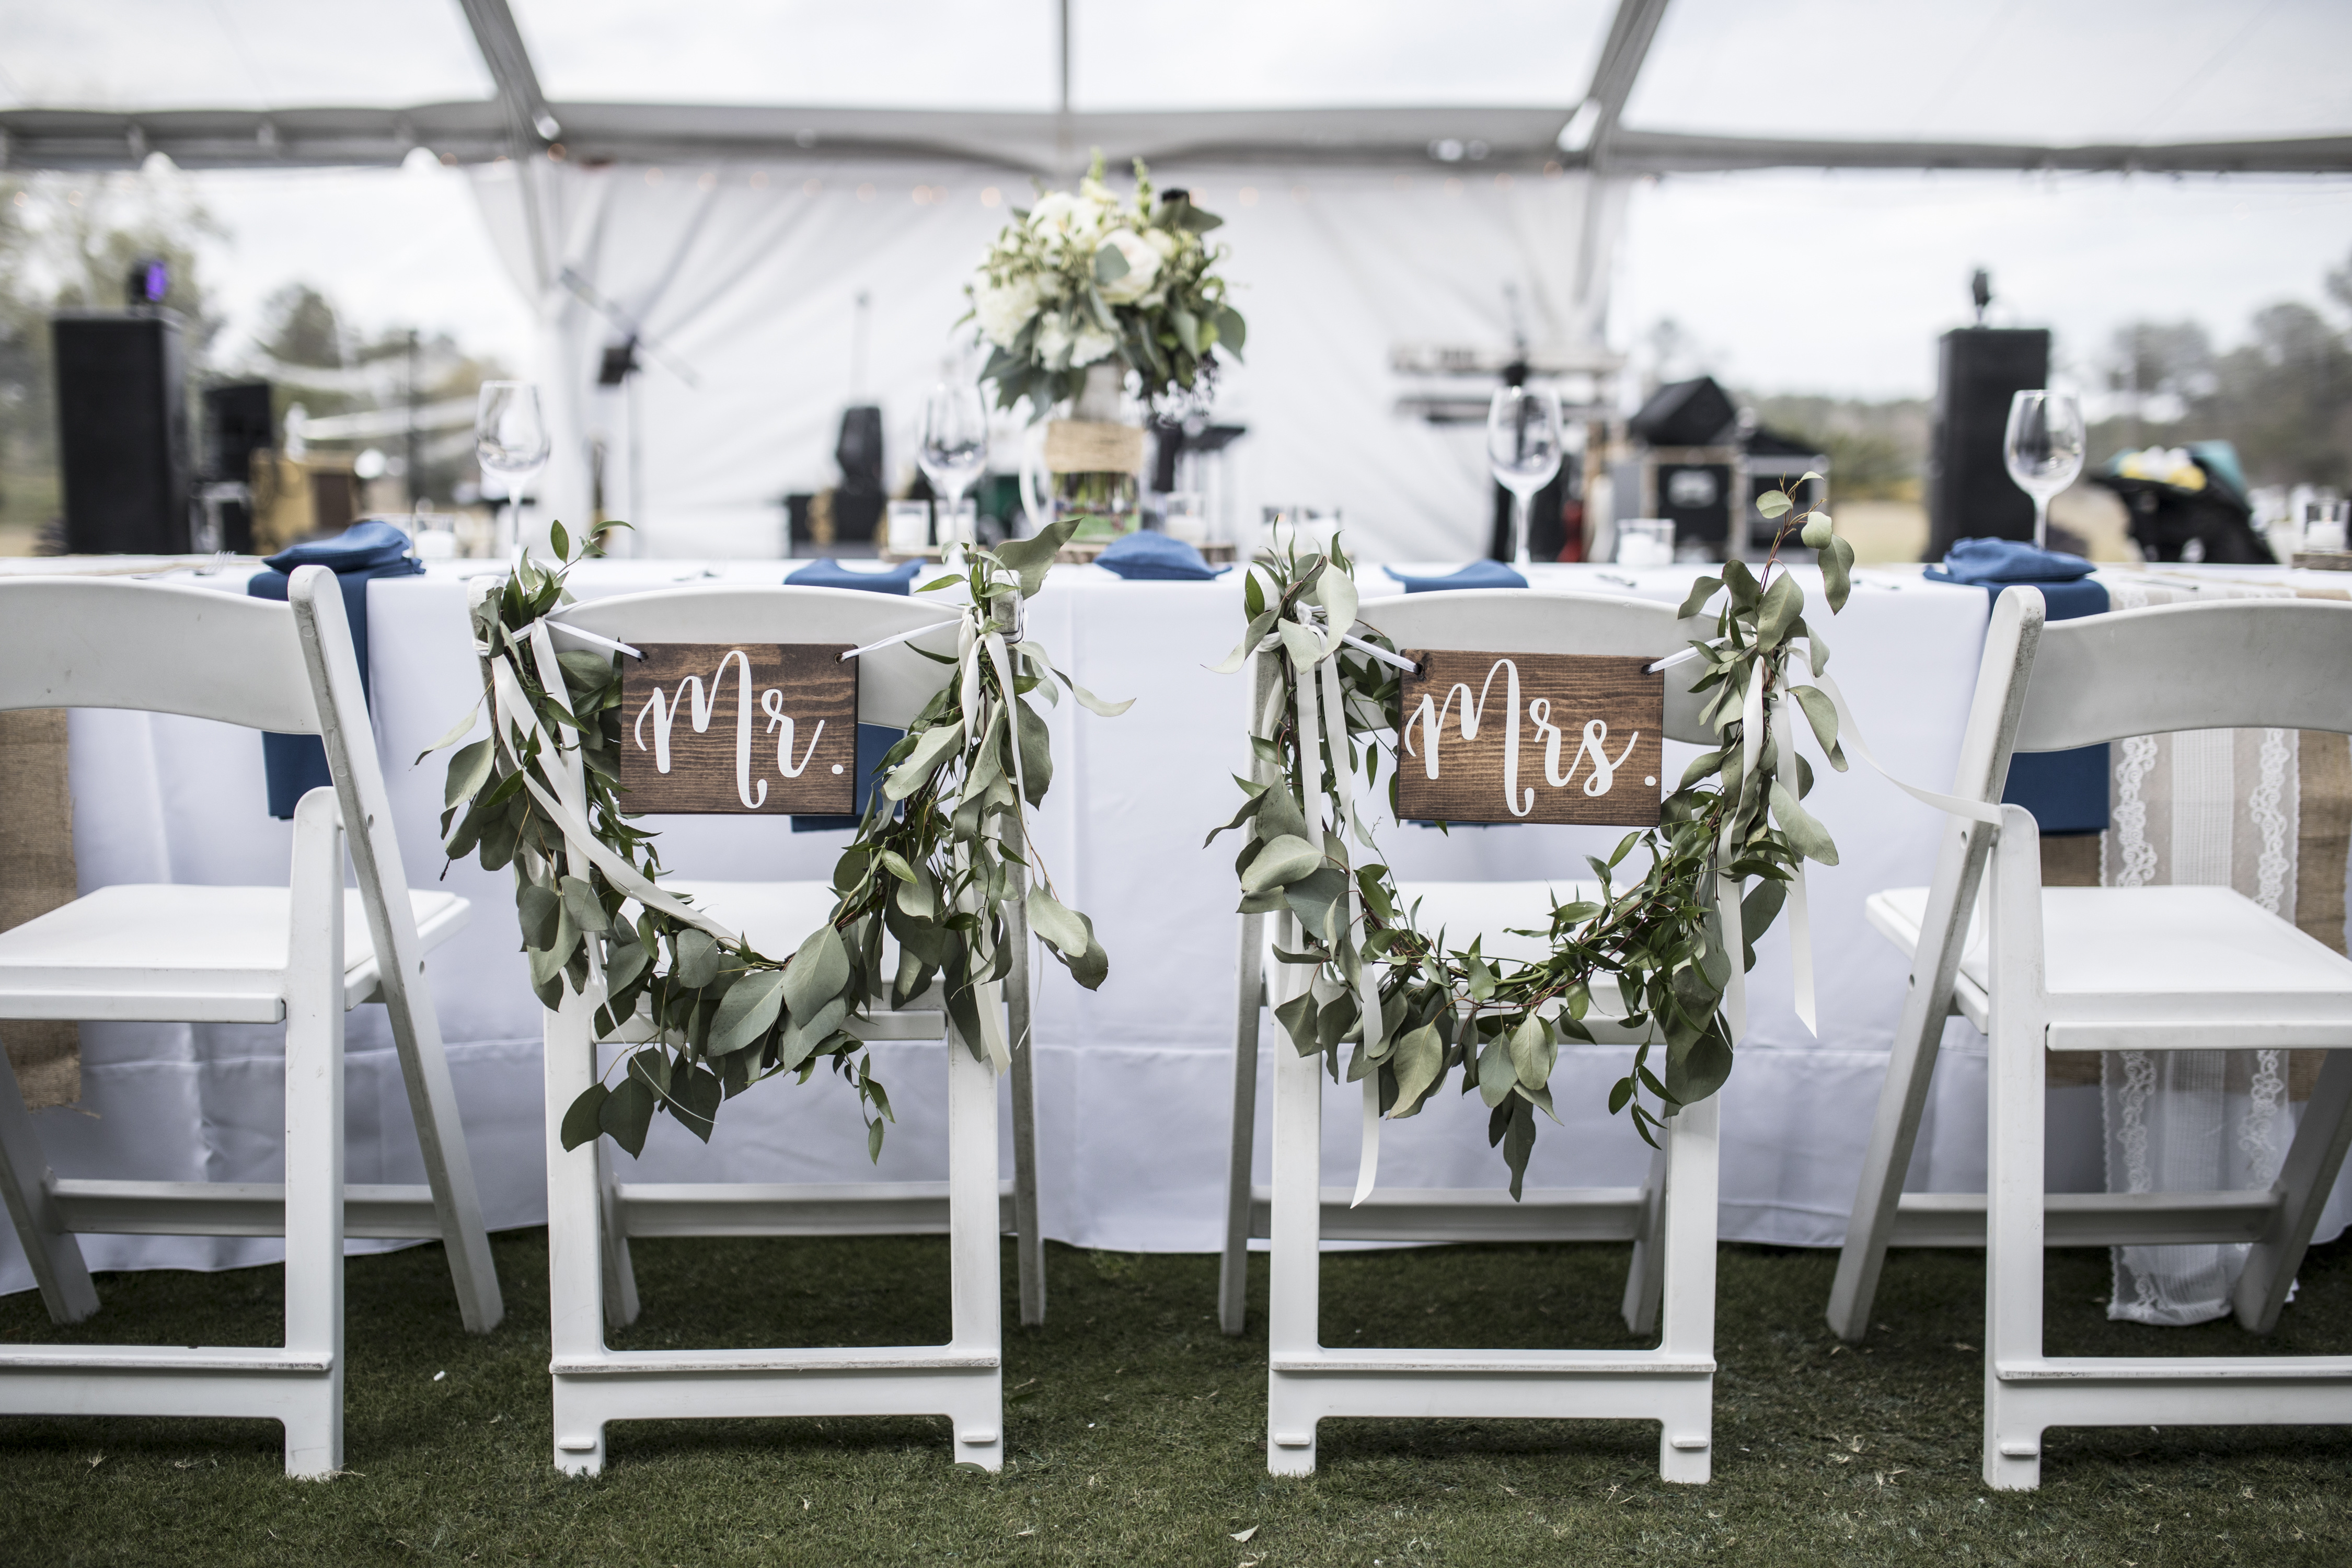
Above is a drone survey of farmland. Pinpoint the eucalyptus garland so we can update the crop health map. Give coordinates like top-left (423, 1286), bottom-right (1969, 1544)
top-left (1210, 484), bottom-right (1857, 1194)
top-left (435, 517), bottom-right (1127, 1160)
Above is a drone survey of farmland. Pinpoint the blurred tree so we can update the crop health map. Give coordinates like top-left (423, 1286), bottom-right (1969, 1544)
top-left (1743, 393), bottom-right (1930, 502)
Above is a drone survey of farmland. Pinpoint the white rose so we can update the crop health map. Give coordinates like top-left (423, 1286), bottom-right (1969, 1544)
top-left (1028, 190), bottom-right (1082, 238)
top-left (1094, 228), bottom-right (1162, 305)
top-left (1144, 228), bottom-right (1178, 261)
top-left (973, 275), bottom-right (1041, 349)
top-left (1070, 322), bottom-right (1120, 366)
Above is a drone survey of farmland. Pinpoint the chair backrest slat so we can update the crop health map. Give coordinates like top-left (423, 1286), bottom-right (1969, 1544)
top-left (1354, 590), bottom-right (1713, 745)
top-left (0, 578), bottom-right (318, 734)
top-left (2013, 594), bottom-right (2352, 752)
top-left (552, 585), bottom-right (967, 730)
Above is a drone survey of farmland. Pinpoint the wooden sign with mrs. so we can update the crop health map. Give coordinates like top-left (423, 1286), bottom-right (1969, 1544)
top-left (1396, 650), bottom-right (1663, 825)
top-left (619, 643), bottom-right (858, 814)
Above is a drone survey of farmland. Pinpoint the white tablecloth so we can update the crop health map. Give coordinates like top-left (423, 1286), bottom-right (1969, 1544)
top-left (16, 558), bottom-right (2341, 1293)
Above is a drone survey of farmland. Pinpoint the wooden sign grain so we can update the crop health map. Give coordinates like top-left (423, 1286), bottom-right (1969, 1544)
top-left (1396, 650), bottom-right (1663, 826)
top-left (619, 643), bottom-right (858, 815)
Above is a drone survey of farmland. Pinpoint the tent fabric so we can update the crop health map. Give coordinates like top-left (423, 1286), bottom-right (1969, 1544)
top-left (466, 157), bottom-right (1625, 564)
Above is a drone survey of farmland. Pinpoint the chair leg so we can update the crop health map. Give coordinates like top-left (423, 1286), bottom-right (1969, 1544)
top-left (376, 962), bottom-right (503, 1335)
top-left (282, 791), bottom-right (347, 1478)
top-left (1265, 915), bottom-right (1322, 1475)
top-left (546, 985), bottom-right (612, 1473)
top-left (1621, 1133), bottom-right (1669, 1338)
top-left (947, 1033), bottom-right (1005, 1471)
top-left (595, 1133), bottom-right (641, 1331)
top-left (1005, 878), bottom-right (1045, 1329)
top-left (0, 1042), bottom-right (98, 1325)
top-left (1653, 1094), bottom-right (1719, 1483)
top-left (1827, 986), bottom-right (1953, 1343)
top-left (2235, 1047), bottom-right (2352, 1333)
top-left (1982, 810), bottom-right (2046, 1491)
top-left (1220, 910), bottom-right (1266, 1337)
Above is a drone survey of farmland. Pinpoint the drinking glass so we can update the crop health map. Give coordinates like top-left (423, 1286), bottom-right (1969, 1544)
top-left (1488, 386), bottom-right (1563, 567)
top-left (2003, 390), bottom-right (2086, 550)
top-left (918, 382), bottom-right (989, 523)
top-left (1163, 491), bottom-right (1207, 545)
top-left (476, 381), bottom-right (550, 555)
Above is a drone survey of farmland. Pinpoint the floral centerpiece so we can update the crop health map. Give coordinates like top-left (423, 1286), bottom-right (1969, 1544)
top-left (966, 154), bottom-right (1244, 536)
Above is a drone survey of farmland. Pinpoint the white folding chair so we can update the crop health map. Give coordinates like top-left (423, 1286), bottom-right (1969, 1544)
top-left (0, 570), bottom-right (501, 1477)
top-left (534, 585), bottom-right (1039, 1475)
top-left (1221, 589), bottom-right (1726, 1481)
top-left (1826, 589), bottom-right (2352, 1488)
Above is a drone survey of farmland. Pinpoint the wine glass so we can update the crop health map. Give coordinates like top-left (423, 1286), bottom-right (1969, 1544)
top-left (918, 382), bottom-right (989, 552)
top-left (1487, 385), bottom-right (1563, 567)
top-left (476, 381), bottom-right (551, 556)
top-left (2003, 390), bottom-right (2085, 550)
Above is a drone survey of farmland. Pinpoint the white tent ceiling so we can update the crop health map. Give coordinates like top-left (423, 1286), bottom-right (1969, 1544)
top-left (2, 0), bottom-right (2345, 175)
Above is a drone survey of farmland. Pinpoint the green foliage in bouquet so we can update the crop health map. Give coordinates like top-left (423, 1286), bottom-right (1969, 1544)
top-left (1210, 485), bottom-right (1858, 1194)
top-left (966, 153), bottom-right (1245, 415)
top-left (434, 517), bottom-right (1127, 1160)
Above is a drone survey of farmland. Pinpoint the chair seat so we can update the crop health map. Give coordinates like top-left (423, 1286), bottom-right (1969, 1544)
top-left (0, 884), bottom-right (469, 1024)
top-left (1867, 883), bottom-right (2352, 1046)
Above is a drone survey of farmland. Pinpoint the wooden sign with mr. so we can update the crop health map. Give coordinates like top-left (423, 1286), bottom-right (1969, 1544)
top-left (1397, 650), bottom-right (1663, 826)
top-left (620, 643), bottom-right (858, 815)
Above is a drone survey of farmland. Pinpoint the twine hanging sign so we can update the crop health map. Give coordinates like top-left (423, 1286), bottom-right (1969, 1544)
top-left (1396, 650), bottom-right (1663, 826)
top-left (619, 643), bottom-right (858, 815)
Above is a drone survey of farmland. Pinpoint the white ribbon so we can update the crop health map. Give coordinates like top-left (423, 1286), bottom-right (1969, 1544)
top-left (1769, 687), bottom-right (1817, 1036)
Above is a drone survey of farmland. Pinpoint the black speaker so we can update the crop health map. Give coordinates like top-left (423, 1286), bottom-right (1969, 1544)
top-left (1928, 328), bottom-right (2048, 557)
top-left (53, 311), bottom-right (192, 554)
top-left (1630, 376), bottom-right (1737, 446)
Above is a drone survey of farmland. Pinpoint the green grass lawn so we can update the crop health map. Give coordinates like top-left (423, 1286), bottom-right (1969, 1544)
top-left (3, 1230), bottom-right (2349, 1565)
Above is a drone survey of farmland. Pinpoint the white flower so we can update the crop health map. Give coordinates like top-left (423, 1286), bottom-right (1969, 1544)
top-left (973, 274), bottom-right (1042, 349)
top-left (1094, 228), bottom-right (1162, 305)
top-left (1034, 314), bottom-right (1075, 368)
top-left (1144, 228), bottom-right (1178, 262)
top-left (1028, 190), bottom-right (1082, 238)
top-left (1070, 322), bottom-right (1120, 366)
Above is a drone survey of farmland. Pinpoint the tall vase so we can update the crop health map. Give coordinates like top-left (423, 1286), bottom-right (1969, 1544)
top-left (1024, 361), bottom-right (1143, 541)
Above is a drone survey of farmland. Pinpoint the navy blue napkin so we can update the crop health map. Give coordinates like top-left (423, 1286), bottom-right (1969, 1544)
top-left (785, 557), bottom-right (924, 594)
top-left (785, 558), bottom-right (918, 832)
top-left (1095, 531), bottom-right (1229, 580)
top-left (247, 522), bottom-right (424, 819)
top-left (1385, 561), bottom-right (1529, 593)
top-left (1928, 538), bottom-right (2110, 834)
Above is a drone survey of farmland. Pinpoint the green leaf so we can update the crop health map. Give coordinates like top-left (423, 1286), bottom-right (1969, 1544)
top-left (1665, 1018), bottom-right (1735, 1106)
top-left (1757, 572), bottom-right (1804, 649)
top-left (883, 723), bottom-right (964, 802)
top-left (670, 1065), bottom-right (722, 1142)
top-left (1027, 887), bottom-right (1107, 989)
top-left (1213, 305), bottom-right (1247, 357)
top-left (1014, 697), bottom-right (1054, 806)
top-left (1386, 1022), bottom-right (1444, 1116)
top-left (994, 514), bottom-right (1082, 596)
top-left (1508, 1015), bottom-right (1555, 1092)
top-left (1240, 834), bottom-right (1321, 894)
top-left (1739, 878), bottom-right (1786, 970)
top-left (550, 519), bottom-right (571, 559)
top-left (559, 1082), bottom-right (609, 1151)
top-left (1768, 780), bottom-right (1839, 865)
top-left (1755, 490), bottom-right (1792, 520)
top-left (443, 739), bottom-right (494, 809)
top-left (1676, 575), bottom-right (1722, 619)
top-left (559, 874), bottom-right (609, 933)
top-left (1821, 533), bottom-right (1856, 613)
top-left (516, 881), bottom-right (561, 950)
top-left (1274, 989), bottom-right (1321, 1056)
top-left (1789, 685), bottom-right (1847, 771)
top-left (599, 1075), bottom-right (655, 1158)
top-left (709, 969), bottom-right (786, 1056)
top-left (1093, 242), bottom-right (1130, 284)
top-left (673, 928), bottom-right (721, 989)
top-left (1477, 1033), bottom-right (1517, 1109)
top-left (782, 923), bottom-right (851, 1021)
top-left (1500, 1097), bottom-right (1536, 1201)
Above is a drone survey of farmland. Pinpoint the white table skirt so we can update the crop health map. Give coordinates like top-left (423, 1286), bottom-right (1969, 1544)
top-left (15, 558), bottom-right (2344, 1293)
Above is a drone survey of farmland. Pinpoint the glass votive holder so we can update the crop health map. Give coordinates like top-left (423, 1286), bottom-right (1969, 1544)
top-left (2301, 499), bottom-right (2348, 555)
top-left (1163, 491), bottom-right (1207, 545)
top-left (935, 498), bottom-right (977, 548)
top-left (1616, 518), bottom-right (1676, 568)
top-left (886, 500), bottom-right (933, 554)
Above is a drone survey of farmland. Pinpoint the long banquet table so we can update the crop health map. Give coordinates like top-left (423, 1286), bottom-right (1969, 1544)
top-left (11, 556), bottom-right (2348, 1293)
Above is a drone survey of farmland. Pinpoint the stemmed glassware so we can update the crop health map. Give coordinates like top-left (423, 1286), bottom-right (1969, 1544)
top-left (1487, 385), bottom-right (1563, 568)
top-left (918, 382), bottom-right (989, 552)
top-left (476, 381), bottom-right (551, 557)
top-left (2003, 389), bottom-right (2086, 550)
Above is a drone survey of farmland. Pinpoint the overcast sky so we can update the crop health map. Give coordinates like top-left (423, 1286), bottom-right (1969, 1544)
top-left (165, 155), bottom-right (2352, 407)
